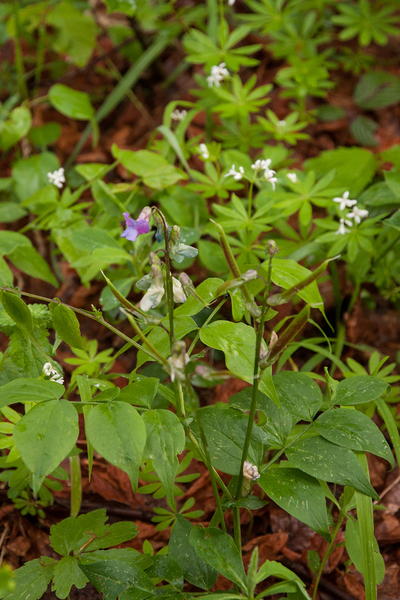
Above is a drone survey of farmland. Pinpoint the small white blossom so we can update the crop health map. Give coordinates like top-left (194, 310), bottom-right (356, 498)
top-left (140, 276), bottom-right (165, 311)
top-left (172, 277), bottom-right (186, 304)
top-left (264, 165), bottom-right (277, 190)
top-left (225, 164), bottom-right (244, 180)
top-left (228, 0), bottom-right (235, 5)
top-left (269, 331), bottom-right (278, 349)
top-left (47, 168), bottom-right (65, 189)
top-left (287, 172), bottom-right (297, 183)
top-left (278, 120), bottom-right (286, 127)
top-left (199, 143), bottom-right (209, 159)
top-left (251, 158), bottom-right (272, 171)
top-left (42, 362), bottom-right (64, 385)
top-left (335, 217), bottom-right (353, 235)
top-left (333, 191), bottom-right (357, 212)
top-left (171, 109), bottom-right (187, 122)
top-left (207, 62), bottom-right (229, 87)
top-left (243, 460), bottom-right (260, 481)
top-left (167, 341), bottom-right (190, 383)
top-left (347, 206), bottom-right (369, 224)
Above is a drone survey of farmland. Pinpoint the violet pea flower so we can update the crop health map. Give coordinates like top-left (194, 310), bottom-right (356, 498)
top-left (121, 211), bottom-right (150, 242)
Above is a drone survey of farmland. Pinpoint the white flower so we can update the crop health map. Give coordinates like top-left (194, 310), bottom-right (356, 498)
top-left (42, 362), bottom-right (64, 385)
top-left (333, 191), bottom-right (357, 212)
top-left (335, 217), bottom-right (353, 235)
top-left (171, 109), bottom-right (187, 122)
top-left (278, 120), bottom-right (286, 127)
top-left (251, 159), bottom-right (272, 171)
top-left (199, 143), bottom-right (209, 159)
top-left (264, 165), bottom-right (277, 190)
top-left (140, 275), bottom-right (165, 311)
top-left (287, 172), bottom-right (297, 183)
top-left (347, 206), bottom-right (369, 224)
top-left (47, 168), bottom-right (65, 189)
top-left (243, 461), bottom-right (260, 481)
top-left (225, 164), bottom-right (244, 180)
top-left (172, 277), bottom-right (186, 304)
top-left (207, 62), bottom-right (229, 87)
top-left (228, 0), bottom-right (235, 5)
top-left (167, 341), bottom-right (190, 383)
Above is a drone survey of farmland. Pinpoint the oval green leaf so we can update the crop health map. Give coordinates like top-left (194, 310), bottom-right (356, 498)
top-left (49, 84), bottom-right (95, 120)
top-left (335, 376), bottom-right (388, 405)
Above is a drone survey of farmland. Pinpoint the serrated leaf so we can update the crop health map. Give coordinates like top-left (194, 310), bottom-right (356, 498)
top-left (52, 556), bottom-right (88, 599)
top-left (4, 559), bottom-right (55, 600)
top-left (50, 509), bottom-right (107, 556)
top-left (80, 559), bottom-right (155, 600)
top-left (354, 71), bottom-right (400, 109)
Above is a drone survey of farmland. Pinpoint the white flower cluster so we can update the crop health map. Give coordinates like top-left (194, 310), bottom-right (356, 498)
top-left (43, 362), bottom-right (64, 385)
top-left (207, 62), bottom-right (229, 88)
top-left (225, 164), bottom-right (244, 180)
top-left (47, 168), bottom-right (65, 189)
top-left (243, 460), bottom-right (260, 481)
top-left (251, 158), bottom-right (277, 189)
top-left (333, 191), bottom-right (369, 235)
top-left (228, 0), bottom-right (235, 5)
top-left (171, 109), bottom-right (187, 122)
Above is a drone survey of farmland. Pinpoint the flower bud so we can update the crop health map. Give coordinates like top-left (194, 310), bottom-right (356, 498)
top-left (172, 277), bottom-right (186, 304)
top-left (166, 341), bottom-right (189, 382)
top-left (265, 240), bottom-right (279, 256)
top-left (137, 206), bottom-right (151, 223)
top-left (241, 460), bottom-right (260, 497)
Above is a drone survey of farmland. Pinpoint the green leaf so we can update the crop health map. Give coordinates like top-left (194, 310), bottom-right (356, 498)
top-left (49, 84), bottom-right (95, 120)
top-left (335, 376), bottom-right (388, 405)
top-left (85, 402), bottom-right (146, 491)
top-left (0, 106), bottom-right (31, 151)
top-left (50, 303), bottom-right (83, 349)
top-left (12, 152), bottom-right (59, 201)
top-left (229, 388), bottom-right (292, 447)
top-left (196, 406), bottom-right (264, 475)
top-left (0, 201), bottom-right (27, 223)
top-left (145, 555), bottom-right (184, 590)
top-left (111, 147), bottom-right (184, 189)
top-left (29, 122), bottom-right (61, 148)
top-left (304, 148), bottom-right (377, 196)
top-left (80, 559), bottom-right (155, 600)
top-left (50, 509), bottom-right (107, 556)
top-left (169, 515), bottom-right (218, 591)
top-left (354, 71), bottom-right (400, 109)
top-left (189, 527), bottom-right (248, 592)
top-left (46, 2), bottom-right (96, 67)
top-left (52, 556), bottom-right (88, 599)
top-left (0, 378), bottom-right (64, 409)
top-left (350, 116), bottom-right (378, 147)
top-left (1, 291), bottom-right (34, 336)
top-left (256, 560), bottom-right (305, 587)
top-left (13, 400), bottom-right (79, 486)
top-left (272, 371), bottom-right (322, 422)
top-left (268, 258), bottom-right (324, 310)
top-left (258, 468), bottom-right (330, 541)
top-left (118, 378), bottom-right (159, 408)
top-left (286, 436), bottom-right (379, 500)
top-left (142, 409), bottom-right (185, 508)
top-left (175, 278), bottom-right (224, 317)
top-left (314, 409), bottom-right (394, 466)
top-left (4, 559), bottom-right (54, 600)
top-left (345, 518), bottom-right (384, 586)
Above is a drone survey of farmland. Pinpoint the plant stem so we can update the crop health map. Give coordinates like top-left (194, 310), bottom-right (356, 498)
top-left (233, 506), bottom-right (241, 552)
top-left (175, 381), bottom-right (186, 419)
top-left (235, 252), bottom-right (273, 500)
top-left (311, 511), bottom-right (345, 600)
top-left (152, 208), bottom-right (175, 350)
top-left (0, 287), bottom-right (160, 363)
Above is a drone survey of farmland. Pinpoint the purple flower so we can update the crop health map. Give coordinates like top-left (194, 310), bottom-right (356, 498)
top-left (121, 212), bottom-right (150, 242)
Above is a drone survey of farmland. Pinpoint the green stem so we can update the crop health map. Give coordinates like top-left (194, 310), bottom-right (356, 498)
top-left (175, 381), bottom-right (186, 420)
top-left (233, 506), bottom-right (241, 553)
top-left (247, 180), bottom-right (254, 221)
top-left (153, 208), bottom-right (175, 350)
top-left (0, 287), bottom-right (160, 363)
top-left (235, 253), bottom-right (273, 501)
top-left (69, 454), bottom-right (82, 517)
top-left (312, 511), bottom-right (345, 600)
